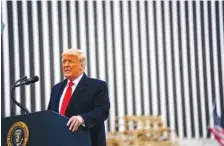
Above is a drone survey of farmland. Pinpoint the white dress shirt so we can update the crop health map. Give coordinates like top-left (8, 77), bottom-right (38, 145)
top-left (59, 73), bottom-right (83, 112)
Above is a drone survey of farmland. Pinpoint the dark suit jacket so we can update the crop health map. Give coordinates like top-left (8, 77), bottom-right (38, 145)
top-left (47, 73), bottom-right (110, 146)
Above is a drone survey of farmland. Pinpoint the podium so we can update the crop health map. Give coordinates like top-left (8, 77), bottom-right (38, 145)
top-left (2, 111), bottom-right (92, 146)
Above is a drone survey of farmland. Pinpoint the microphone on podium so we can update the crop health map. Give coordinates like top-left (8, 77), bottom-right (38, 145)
top-left (14, 76), bottom-right (39, 87)
top-left (24, 76), bottom-right (39, 84)
top-left (11, 76), bottom-right (39, 114)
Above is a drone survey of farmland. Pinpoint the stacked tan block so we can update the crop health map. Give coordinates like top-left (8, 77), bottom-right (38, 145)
top-left (106, 116), bottom-right (178, 146)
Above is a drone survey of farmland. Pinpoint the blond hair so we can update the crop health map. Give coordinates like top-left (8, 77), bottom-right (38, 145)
top-left (62, 48), bottom-right (86, 67)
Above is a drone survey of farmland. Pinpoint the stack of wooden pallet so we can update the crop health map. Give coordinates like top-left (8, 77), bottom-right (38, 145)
top-left (106, 116), bottom-right (179, 146)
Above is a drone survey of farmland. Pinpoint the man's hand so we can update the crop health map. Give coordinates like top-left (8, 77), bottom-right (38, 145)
top-left (67, 115), bottom-right (84, 132)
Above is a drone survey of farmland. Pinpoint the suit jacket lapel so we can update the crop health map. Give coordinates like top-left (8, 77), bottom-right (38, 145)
top-left (66, 74), bottom-right (88, 111)
top-left (56, 79), bottom-right (67, 112)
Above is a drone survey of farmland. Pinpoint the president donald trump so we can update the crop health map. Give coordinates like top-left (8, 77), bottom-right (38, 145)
top-left (48, 48), bottom-right (110, 146)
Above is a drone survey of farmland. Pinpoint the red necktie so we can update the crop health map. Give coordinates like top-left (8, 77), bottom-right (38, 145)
top-left (60, 81), bottom-right (74, 116)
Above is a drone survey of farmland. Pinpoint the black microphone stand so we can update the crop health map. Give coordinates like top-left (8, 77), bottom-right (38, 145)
top-left (11, 76), bottom-right (30, 114)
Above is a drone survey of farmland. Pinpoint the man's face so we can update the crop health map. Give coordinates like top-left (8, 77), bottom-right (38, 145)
top-left (62, 54), bottom-right (83, 80)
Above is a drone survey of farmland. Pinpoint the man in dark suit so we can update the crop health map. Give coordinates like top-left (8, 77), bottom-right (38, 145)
top-left (47, 48), bottom-right (110, 146)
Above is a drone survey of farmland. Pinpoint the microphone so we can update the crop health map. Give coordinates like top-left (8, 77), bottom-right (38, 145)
top-left (11, 76), bottom-right (39, 114)
top-left (14, 76), bottom-right (39, 87)
top-left (23, 76), bottom-right (39, 85)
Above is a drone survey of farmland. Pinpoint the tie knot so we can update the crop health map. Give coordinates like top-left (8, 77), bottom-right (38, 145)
top-left (68, 81), bottom-right (74, 87)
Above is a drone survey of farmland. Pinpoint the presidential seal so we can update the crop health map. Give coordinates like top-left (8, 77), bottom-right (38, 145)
top-left (7, 121), bottom-right (29, 146)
